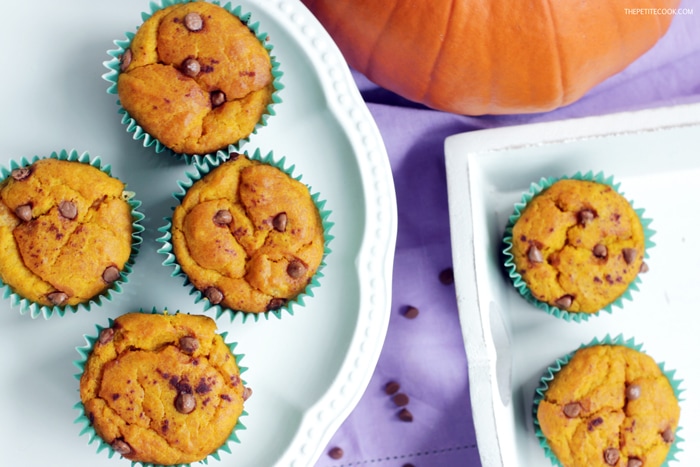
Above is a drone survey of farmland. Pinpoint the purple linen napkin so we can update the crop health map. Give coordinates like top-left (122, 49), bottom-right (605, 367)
top-left (314, 2), bottom-right (700, 466)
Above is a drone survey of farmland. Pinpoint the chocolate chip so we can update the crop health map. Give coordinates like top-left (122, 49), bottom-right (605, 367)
top-left (623, 248), bottom-right (637, 265)
top-left (15, 204), bottom-right (32, 222)
top-left (184, 12), bottom-right (203, 31)
top-left (98, 328), bottom-right (115, 345)
top-left (182, 57), bottom-right (201, 77)
top-left (439, 267), bottom-right (454, 285)
top-left (111, 438), bottom-right (132, 456)
top-left (393, 393), bottom-right (410, 407)
top-left (662, 426), bottom-right (675, 443)
top-left (578, 209), bottom-right (596, 225)
top-left (385, 381), bottom-right (400, 395)
top-left (627, 458), bottom-right (643, 467)
top-left (554, 294), bottom-right (574, 309)
top-left (266, 298), bottom-right (286, 310)
top-left (272, 212), bottom-right (287, 232)
top-left (120, 48), bottom-right (132, 72)
top-left (626, 384), bottom-right (641, 401)
top-left (102, 265), bottom-right (120, 284)
top-left (179, 336), bottom-right (199, 354)
top-left (204, 286), bottom-right (224, 305)
top-left (328, 446), bottom-right (344, 460)
top-left (588, 417), bottom-right (604, 431)
top-left (59, 200), bottom-right (77, 220)
top-left (604, 447), bottom-right (620, 465)
top-left (243, 386), bottom-right (253, 401)
top-left (175, 391), bottom-right (196, 414)
top-left (210, 90), bottom-right (226, 108)
top-left (47, 291), bottom-right (68, 305)
top-left (528, 245), bottom-right (543, 263)
top-left (213, 209), bottom-right (232, 226)
top-left (11, 167), bottom-right (31, 181)
top-left (287, 259), bottom-right (307, 279)
top-left (593, 244), bottom-right (608, 258)
top-left (563, 402), bottom-right (582, 418)
top-left (403, 305), bottom-right (419, 319)
top-left (639, 262), bottom-right (649, 273)
top-left (398, 408), bottom-right (413, 422)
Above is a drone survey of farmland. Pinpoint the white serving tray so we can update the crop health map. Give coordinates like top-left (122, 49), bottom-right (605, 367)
top-left (445, 102), bottom-right (700, 467)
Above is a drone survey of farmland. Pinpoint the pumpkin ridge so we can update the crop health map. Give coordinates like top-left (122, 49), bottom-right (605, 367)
top-left (366, 0), bottom-right (402, 78)
top-left (420, 0), bottom-right (457, 105)
top-left (543, 0), bottom-right (565, 109)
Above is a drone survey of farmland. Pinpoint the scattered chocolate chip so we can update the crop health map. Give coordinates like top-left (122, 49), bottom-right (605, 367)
top-left (210, 90), bottom-right (226, 108)
top-left (385, 381), bottom-right (400, 395)
top-left (102, 265), bottom-right (120, 284)
top-left (528, 245), bottom-right (543, 263)
top-left (287, 259), bottom-right (307, 279)
top-left (98, 328), bottom-right (115, 345)
top-left (554, 294), bottom-right (574, 309)
top-left (604, 447), bottom-right (620, 466)
top-left (623, 248), bottom-right (637, 265)
top-left (328, 446), bottom-right (344, 460)
top-left (59, 200), bottom-right (78, 220)
top-left (403, 464), bottom-right (416, 467)
top-left (439, 267), bottom-right (454, 285)
top-left (182, 57), bottom-right (201, 77)
top-left (626, 384), bottom-right (641, 401)
top-left (563, 402), bottom-right (582, 418)
top-left (393, 393), bottom-right (410, 407)
top-left (213, 209), bottom-right (232, 226)
top-left (11, 167), bottom-right (31, 181)
top-left (120, 48), bottom-right (132, 72)
top-left (15, 204), bottom-right (32, 221)
top-left (111, 438), bottom-right (132, 456)
top-left (266, 298), bottom-right (286, 310)
top-left (403, 305), bottom-right (419, 319)
top-left (588, 417), bottom-right (604, 431)
top-left (175, 392), bottom-right (196, 414)
top-left (593, 244), bottom-right (608, 258)
top-left (662, 426), bottom-right (675, 443)
top-left (627, 457), bottom-right (643, 467)
top-left (184, 12), bottom-right (203, 31)
top-left (398, 407), bottom-right (414, 422)
top-left (272, 212), bottom-right (288, 232)
top-left (47, 291), bottom-right (68, 306)
top-left (578, 209), bottom-right (596, 225)
top-left (179, 336), bottom-right (199, 354)
top-left (243, 386), bottom-right (253, 401)
top-left (204, 286), bottom-right (224, 305)
top-left (639, 262), bottom-right (649, 273)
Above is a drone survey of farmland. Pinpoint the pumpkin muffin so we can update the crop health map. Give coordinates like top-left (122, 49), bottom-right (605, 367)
top-left (0, 157), bottom-right (134, 308)
top-left (117, 0), bottom-right (276, 155)
top-left (508, 177), bottom-right (647, 314)
top-left (536, 344), bottom-right (681, 467)
top-left (79, 312), bottom-right (249, 465)
top-left (170, 153), bottom-right (326, 314)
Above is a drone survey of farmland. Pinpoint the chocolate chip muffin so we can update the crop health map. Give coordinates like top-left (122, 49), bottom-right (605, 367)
top-left (169, 153), bottom-right (326, 314)
top-left (536, 344), bottom-right (681, 467)
top-left (79, 312), bottom-right (249, 465)
top-left (117, 0), bottom-right (276, 155)
top-left (509, 178), bottom-right (647, 314)
top-left (0, 157), bottom-right (134, 308)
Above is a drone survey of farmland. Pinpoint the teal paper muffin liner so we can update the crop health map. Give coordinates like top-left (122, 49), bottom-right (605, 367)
top-left (532, 334), bottom-right (684, 467)
top-left (502, 171), bottom-right (655, 323)
top-left (72, 308), bottom-right (248, 467)
top-left (156, 148), bottom-right (334, 323)
top-left (0, 149), bottom-right (145, 320)
top-left (102, 0), bottom-right (284, 165)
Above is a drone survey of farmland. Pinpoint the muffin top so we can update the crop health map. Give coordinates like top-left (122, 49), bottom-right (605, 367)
top-left (537, 344), bottom-right (680, 467)
top-left (171, 154), bottom-right (325, 314)
top-left (117, 1), bottom-right (274, 155)
top-left (80, 312), bottom-right (247, 465)
top-left (511, 179), bottom-right (646, 313)
top-left (0, 158), bottom-right (133, 307)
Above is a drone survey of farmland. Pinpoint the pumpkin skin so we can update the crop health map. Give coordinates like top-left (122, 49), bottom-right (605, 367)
top-left (301, 0), bottom-right (681, 115)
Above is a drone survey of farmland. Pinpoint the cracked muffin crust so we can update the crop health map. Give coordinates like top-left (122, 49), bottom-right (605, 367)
top-left (79, 312), bottom-right (248, 465)
top-left (536, 344), bottom-right (680, 467)
top-left (171, 153), bottom-right (325, 314)
top-left (510, 179), bottom-right (646, 313)
top-left (0, 158), bottom-right (133, 307)
top-left (117, 1), bottom-right (275, 155)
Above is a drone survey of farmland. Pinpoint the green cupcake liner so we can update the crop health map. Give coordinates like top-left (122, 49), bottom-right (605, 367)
top-left (502, 170), bottom-right (655, 323)
top-left (73, 307), bottom-right (248, 467)
top-left (102, 0), bottom-right (284, 166)
top-left (533, 334), bottom-right (684, 467)
top-left (0, 149), bottom-right (145, 320)
top-left (156, 148), bottom-right (334, 323)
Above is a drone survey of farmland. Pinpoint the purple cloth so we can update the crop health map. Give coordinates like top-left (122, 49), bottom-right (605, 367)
top-left (315, 3), bottom-right (700, 466)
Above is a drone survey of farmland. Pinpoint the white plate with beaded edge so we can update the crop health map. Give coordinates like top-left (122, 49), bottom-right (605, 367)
top-left (0, 1), bottom-right (397, 466)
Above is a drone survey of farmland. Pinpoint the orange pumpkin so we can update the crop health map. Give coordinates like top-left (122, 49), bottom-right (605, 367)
top-left (301, 0), bottom-right (681, 115)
